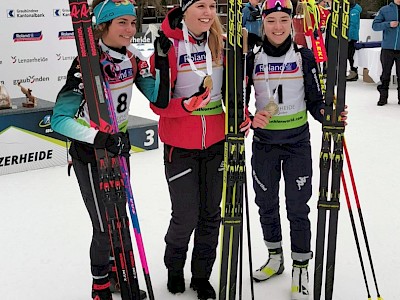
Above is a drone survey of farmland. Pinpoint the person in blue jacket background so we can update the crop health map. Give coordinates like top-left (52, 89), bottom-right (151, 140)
top-left (242, 0), bottom-right (263, 49)
top-left (346, 0), bottom-right (362, 81)
top-left (373, 0), bottom-right (400, 106)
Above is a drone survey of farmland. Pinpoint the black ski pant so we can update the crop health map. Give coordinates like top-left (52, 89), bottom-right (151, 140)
top-left (247, 32), bottom-right (262, 50)
top-left (347, 40), bottom-right (357, 71)
top-left (251, 140), bottom-right (313, 260)
top-left (163, 141), bottom-right (223, 279)
top-left (378, 48), bottom-right (400, 100)
top-left (73, 158), bottom-right (130, 277)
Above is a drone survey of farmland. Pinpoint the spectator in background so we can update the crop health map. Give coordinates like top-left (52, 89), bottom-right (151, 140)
top-left (243, 0), bottom-right (263, 49)
top-left (373, 0), bottom-right (400, 106)
top-left (346, 0), bottom-right (362, 81)
top-left (293, 0), bottom-right (309, 48)
top-left (316, 0), bottom-right (331, 33)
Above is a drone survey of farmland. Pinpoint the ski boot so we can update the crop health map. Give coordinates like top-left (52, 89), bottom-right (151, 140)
top-left (92, 277), bottom-right (112, 300)
top-left (167, 270), bottom-right (185, 294)
top-left (190, 278), bottom-right (216, 300)
top-left (108, 264), bottom-right (147, 299)
top-left (253, 248), bottom-right (284, 282)
top-left (291, 260), bottom-right (309, 300)
top-left (346, 70), bottom-right (358, 81)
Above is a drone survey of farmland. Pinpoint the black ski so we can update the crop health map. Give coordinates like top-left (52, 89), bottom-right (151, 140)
top-left (68, 0), bottom-right (144, 299)
top-left (218, 0), bottom-right (246, 299)
top-left (313, 1), bottom-right (349, 299)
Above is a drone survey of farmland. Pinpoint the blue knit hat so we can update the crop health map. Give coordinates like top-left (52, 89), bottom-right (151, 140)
top-left (93, 0), bottom-right (136, 25)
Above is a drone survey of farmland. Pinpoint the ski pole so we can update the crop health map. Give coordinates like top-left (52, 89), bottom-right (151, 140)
top-left (343, 138), bottom-right (383, 300)
top-left (244, 178), bottom-right (255, 300)
top-left (340, 172), bottom-right (371, 299)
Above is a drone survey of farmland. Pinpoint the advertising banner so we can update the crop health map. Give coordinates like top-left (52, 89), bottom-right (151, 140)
top-left (0, 0), bottom-right (77, 102)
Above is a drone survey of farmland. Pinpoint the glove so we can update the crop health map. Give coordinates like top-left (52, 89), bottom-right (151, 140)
top-left (154, 30), bottom-right (172, 57)
top-left (239, 114), bottom-right (251, 137)
top-left (182, 87), bottom-right (211, 112)
top-left (94, 131), bottom-right (130, 156)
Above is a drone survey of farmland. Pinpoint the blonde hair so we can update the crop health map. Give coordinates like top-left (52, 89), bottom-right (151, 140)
top-left (296, 1), bottom-right (305, 15)
top-left (182, 4), bottom-right (224, 64)
top-left (208, 15), bottom-right (224, 64)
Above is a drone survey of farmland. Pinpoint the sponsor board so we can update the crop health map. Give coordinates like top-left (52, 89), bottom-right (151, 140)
top-left (6, 8), bottom-right (45, 18)
top-left (11, 56), bottom-right (49, 64)
top-left (13, 31), bottom-right (43, 42)
top-left (53, 8), bottom-right (70, 17)
top-left (56, 54), bottom-right (75, 61)
top-left (0, 127), bottom-right (66, 175)
top-left (12, 76), bottom-right (50, 86)
top-left (58, 31), bottom-right (74, 40)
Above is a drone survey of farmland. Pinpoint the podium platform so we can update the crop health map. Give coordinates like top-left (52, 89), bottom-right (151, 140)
top-left (0, 98), bottom-right (158, 175)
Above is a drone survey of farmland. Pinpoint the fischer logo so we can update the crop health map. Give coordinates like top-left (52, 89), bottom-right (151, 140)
top-left (13, 75), bottom-right (50, 85)
top-left (13, 31), bottom-right (43, 42)
top-left (56, 54), bottom-right (75, 61)
top-left (58, 31), bottom-right (74, 40)
top-left (11, 56), bottom-right (48, 64)
top-left (53, 8), bottom-right (70, 17)
top-left (6, 8), bottom-right (45, 18)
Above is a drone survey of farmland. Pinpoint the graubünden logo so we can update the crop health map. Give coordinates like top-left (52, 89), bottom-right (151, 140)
top-left (13, 75), bottom-right (50, 86)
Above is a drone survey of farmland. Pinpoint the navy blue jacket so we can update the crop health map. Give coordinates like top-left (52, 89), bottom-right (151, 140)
top-left (246, 42), bottom-right (324, 145)
top-left (372, 2), bottom-right (400, 50)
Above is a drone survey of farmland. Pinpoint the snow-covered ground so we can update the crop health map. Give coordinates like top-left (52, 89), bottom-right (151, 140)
top-left (1, 80), bottom-right (398, 299)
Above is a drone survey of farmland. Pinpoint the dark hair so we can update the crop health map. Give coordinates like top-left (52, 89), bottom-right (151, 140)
top-left (91, 0), bottom-right (112, 39)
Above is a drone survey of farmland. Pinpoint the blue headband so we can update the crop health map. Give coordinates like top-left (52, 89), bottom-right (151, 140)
top-left (93, 0), bottom-right (136, 25)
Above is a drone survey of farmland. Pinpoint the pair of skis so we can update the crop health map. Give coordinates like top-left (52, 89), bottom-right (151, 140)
top-left (313, 0), bottom-right (349, 298)
top-left (68, 0), bottom-right (153, 299)
top-left (218, 1), bottom-right (254, 299)
top-left (312, 1), bottom-right (383, 299)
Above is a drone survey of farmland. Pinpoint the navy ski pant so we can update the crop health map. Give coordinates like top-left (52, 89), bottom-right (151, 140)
top-left (251, 141), bottom-right (313, 257)
top-left (163, 141), bottom-right (223, 279)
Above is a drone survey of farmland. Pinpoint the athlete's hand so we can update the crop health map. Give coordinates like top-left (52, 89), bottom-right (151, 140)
top-left (94, 132), bottom-right (130, 156)
top-left (340, 104), bottom-right (348, 126)
top-left (182, 87), bottom-right (211, 112)
top-left (155, 30), bottom-right (172, 57)
top-left (252, 110), bottom-right (271, 129)
top-left (240, 114), bottom-right (252, 137)
top-left (320, 104), bottom-right (348, 126)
